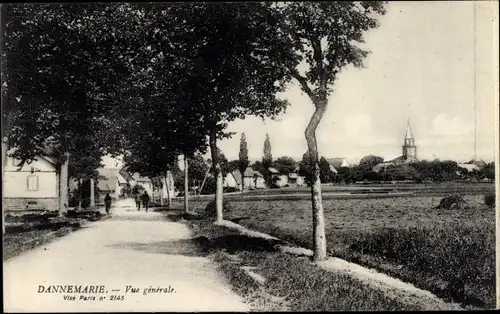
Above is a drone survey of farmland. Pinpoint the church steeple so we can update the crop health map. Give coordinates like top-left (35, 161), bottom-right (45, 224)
top-left (402, 119), bottom-right (417, 162)
top-left (405, 119), bottom-right (413, 140)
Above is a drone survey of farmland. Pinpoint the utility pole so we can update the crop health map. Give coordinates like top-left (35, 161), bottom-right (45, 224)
top-left (184, 155), bottom-right (189, 213)
top-left (473, 0), bottom-right (477, 161)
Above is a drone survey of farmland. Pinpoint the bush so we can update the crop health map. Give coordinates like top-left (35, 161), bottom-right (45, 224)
top-left (484, 193), bottom-right (495, 208)
top-left (224, 187), bottom-right (239, 193)
top-left (204, 199), bottom-right (234, 217)
top-left (435, 194), bottom-right (470, 210)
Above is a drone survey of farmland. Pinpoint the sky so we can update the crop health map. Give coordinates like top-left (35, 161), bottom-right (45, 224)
top-left (104, 1), bottom-right (497, 169)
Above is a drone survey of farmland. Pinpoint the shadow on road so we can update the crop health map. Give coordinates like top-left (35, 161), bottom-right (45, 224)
top-left (108, 234), bottom-right (284, 258)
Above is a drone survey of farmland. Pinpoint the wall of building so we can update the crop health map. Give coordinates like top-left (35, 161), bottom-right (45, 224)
top-left (4, 171), bottom-right (58, 198)
top-left (3, 197), bottom-right (59, 211)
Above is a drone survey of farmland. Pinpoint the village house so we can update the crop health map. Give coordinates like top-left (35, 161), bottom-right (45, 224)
top-left (96, 168), bottom-right (129, 203)
top-left (224, 170), bottom-right (243, 191)
top-left (131, 173), bottom-right (154, 195)
top-left (224, 167), bottom-right (266, 190)
top-left (3, 151), bottom-right (59, 211)
top-left (287, 173), bottom-right (305, 186)
top-left (327, 157), bottom-right (350, 174)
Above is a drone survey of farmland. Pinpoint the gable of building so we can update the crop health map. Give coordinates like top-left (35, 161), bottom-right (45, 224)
top-left (5, 152), bottom-right (57, 172)
top-left (327, 158), bottom-right (349, 169)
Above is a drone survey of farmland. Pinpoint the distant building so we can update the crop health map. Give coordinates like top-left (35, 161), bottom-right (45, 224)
top-left (327, 158), bottom-right (350, 174)
top-left (466, 159), bottom-right (487, 169)
top-left (457, 163), bottom-right (480, 172)
top-left (131, 173), bottom-right (153, 195)
top-left (401, 120), bottom-right (417, 163)
top-left (96, 168), bottom-right (129, 202)
top-left (224, 167), bottom-right (266, 190)
top-left (372, 162), bottom-right (396, 173)
top-left (382, 120), bottom-right (418, 166)
top-left (224, 171), bottom-right (242, 191)
top-left (288, 173), bottom-right (305, 186)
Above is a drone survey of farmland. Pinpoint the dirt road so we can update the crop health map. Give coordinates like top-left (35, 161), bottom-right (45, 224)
top-left (3, 199), bottom-right (249, 312)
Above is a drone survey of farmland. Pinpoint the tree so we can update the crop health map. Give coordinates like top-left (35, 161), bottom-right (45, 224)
top-left (298, 151), bottom-right (314, 186)
top-left (318, 156), bottom-right (334, 183)
top-left (2, 4), bottom-right (136, 218)
top-left (238, 133), bottom-right (250, 190)
top-left (226, 160), bottom-right (240, 173)
top-left (484, 162), bottom-right (495, 182)
top-left (269, 2), bottom-right (386, 260)
top-left (359, 155), bottom-right (384, 172)
top-left (274, 156), bottom-right (297, 176)
top-left (262, 133), bottom-right (274, 186)
top-left (164, 3), bottom-right (290, 224)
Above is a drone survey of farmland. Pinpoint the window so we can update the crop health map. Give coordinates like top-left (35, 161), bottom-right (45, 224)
top-left (27, 175), bottom-right (39, 191)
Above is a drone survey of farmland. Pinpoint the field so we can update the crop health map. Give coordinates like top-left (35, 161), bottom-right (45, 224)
top-left (173, 192), bottom-right (495, 309)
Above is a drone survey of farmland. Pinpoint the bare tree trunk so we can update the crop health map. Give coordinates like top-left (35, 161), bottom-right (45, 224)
top-left (160, 178), bottom-right (164, 206)
top-left (2, 139), bottom-right (8, 234)
top-left (209, 128), bottom-right (223, 224)
top-left (305, 100), bottom-right (328, 262)
top-left (78, 179), bottom-right (82, 210)
top-left (152, 185), bottom-right (155, 205)
top-left (240, 170), bottom-right (245, 191)
top-left (59, 152), bottom-right (70, 216)
top-left (90, 178), bottom-right (95, 208)
top-left (184, 155), bottom-right (189, 213)
top-left (165, 170), bottom-right (172, 208)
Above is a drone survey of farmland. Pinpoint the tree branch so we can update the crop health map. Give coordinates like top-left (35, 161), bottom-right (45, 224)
top-left (291, 70), bottom-right (314, 98)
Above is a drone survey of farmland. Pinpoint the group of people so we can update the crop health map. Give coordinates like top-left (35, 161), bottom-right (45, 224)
top-left (135, 191), bottom-right (150, 212)
top-left (103, 190), bottom-right (151, 214)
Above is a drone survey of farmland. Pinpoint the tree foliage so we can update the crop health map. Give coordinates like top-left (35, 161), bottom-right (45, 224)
top-left (274, 156), bottom-right (297, 176)
top-left (238, 133), bottom-right (250, 187)
top-left (359, 155), bottom-right (384, 171)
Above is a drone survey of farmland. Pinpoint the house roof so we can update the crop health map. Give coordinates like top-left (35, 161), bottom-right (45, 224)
top-left (457, 163), bottom-right (479, 172)
top-left (132, 173), bottom-right (151, 182)
top-left (289, 173), bottom-right (298, 179)
top-left (230, 170), bottom-right (243, 185)
top-left (243, 167), bottom-right (254, 177)
top-left (327, 158), bottom-right (348, 169)
top-left (329, 165), bottom-right (338, 174)
top-left (97, 168), bottom-right (121, 191)
top-left (119, 168), bottom-right (134, 182)
top-left (268, 167), bottom-right (279, 174)
top-left (253, 171), bottom-right (264, 177)
top-left (472, 160), bottom-right (486, 168)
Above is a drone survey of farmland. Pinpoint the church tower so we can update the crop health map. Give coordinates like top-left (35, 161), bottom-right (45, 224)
top-left (402, 120), bottom-right (417, 162)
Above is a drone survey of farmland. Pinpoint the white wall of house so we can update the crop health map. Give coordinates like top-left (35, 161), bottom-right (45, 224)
top-left (255, 177), bottom-right (266, 188)
top-left (276, 175), bottom-right (288, 187)
top-left (340, 159), bottom-right (350, 168)
top-left (4, 156), bottom-right (58, 198)
top-left (243, 177), bottom-right (255, 189)
top-left (224, 173), bottom-right (241, 190)
top-left (4, 172), bottom-right (58, 198)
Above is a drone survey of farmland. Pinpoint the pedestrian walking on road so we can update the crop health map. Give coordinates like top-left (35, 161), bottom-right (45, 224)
top-left (141, 191), bottom-right (150, 212)
top-left (104, 193), bottom-right (112, 215)
top-left (135, 193), bottom-right (141, 211)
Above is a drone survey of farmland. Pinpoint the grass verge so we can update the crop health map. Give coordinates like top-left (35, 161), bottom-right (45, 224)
top-left (3, 210), bottom-right (106, 261)
top-left (3, 225), bottom-right (79, 260)
top-left (241, 217), bottom-right (494, 309)
top-left (183, 217), bottom-right (422, 312)
top-left (172, 194), bottom-right (495, 309)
